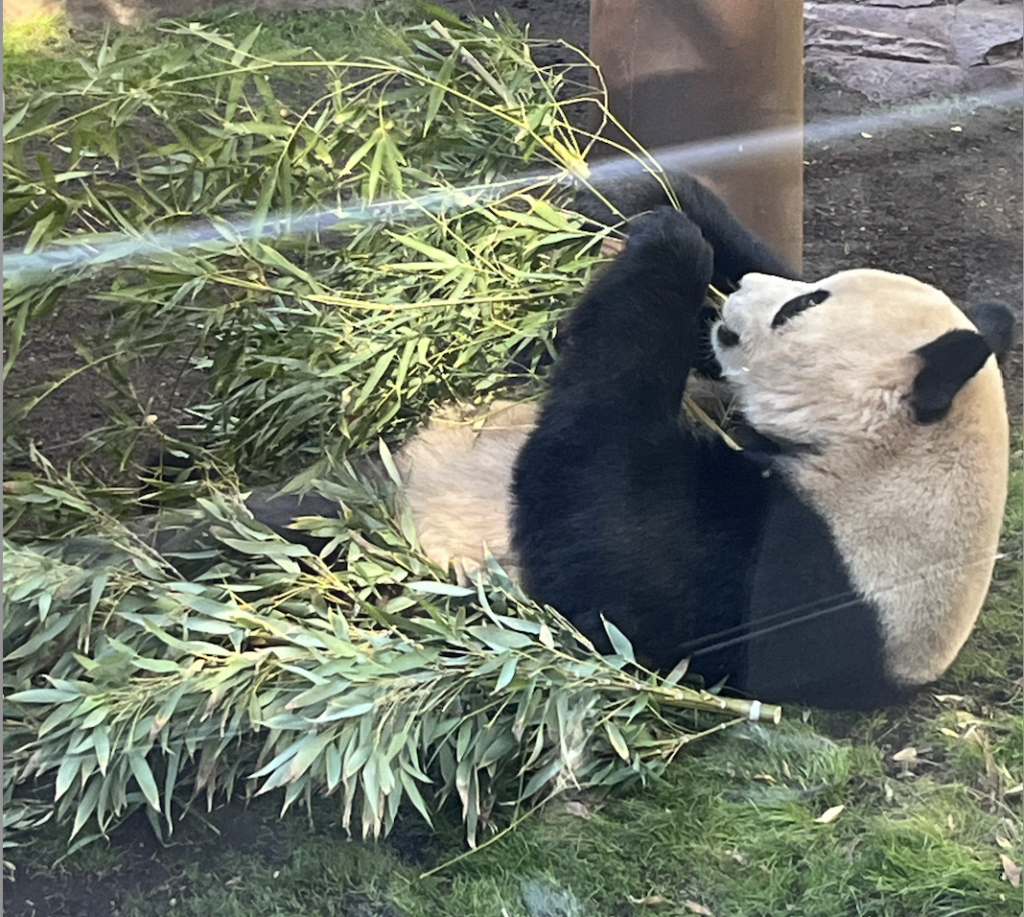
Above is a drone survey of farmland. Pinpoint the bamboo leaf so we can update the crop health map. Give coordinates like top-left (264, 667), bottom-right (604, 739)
top-left (8, 687), bottom-right (83, 704)
top-left (601, 616), bottom-right (636, 666)
top-left (423, 52), bottom-right (457, 134)
top-left (55, 755), bottom-right (82, 800)
top-left (604, 721), bottom-right (630, 761)
top-left (127, 753), bottom-right (161, 811)
top-left (389, 232), bottom-right (461, 268)
top-left (71, 778), bottom-right (102, 839)
top-left (378, 438), bottom-right (403, 488)
top-left (494, 655), bottom-right (518, 691)
top-left (408, 581), bottom-right (475, 597)
top-left (466, 625), bottom-right (534, 651)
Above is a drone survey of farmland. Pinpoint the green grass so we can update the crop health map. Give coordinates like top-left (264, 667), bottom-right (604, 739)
top-left (1, 10), bottom-right (69, 53)
top-left (1, 11), bottom-right (85, 94)
top-left (0, 1), bottom-right (461, 102)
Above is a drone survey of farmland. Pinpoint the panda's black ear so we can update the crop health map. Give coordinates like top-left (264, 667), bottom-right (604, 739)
top-left (964, 302), bottom-right (1017, 362)
top-left (911, 329), bottom-right (993, 425)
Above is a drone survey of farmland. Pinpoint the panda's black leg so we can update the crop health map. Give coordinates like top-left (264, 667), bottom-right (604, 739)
top-left (244, 487), bottom-right (343, 558)
top-left (550, 207), bottom-right (714, 425)
top-left (673, 173), bottom-right (799, 287)
top-left (512, 207), bottom-right (740, 663)
top-left (573, 166), bottom-right (798, 288)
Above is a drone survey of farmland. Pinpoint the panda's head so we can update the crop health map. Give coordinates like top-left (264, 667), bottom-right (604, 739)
top-left (711, 268), bottom-right (1007, 449)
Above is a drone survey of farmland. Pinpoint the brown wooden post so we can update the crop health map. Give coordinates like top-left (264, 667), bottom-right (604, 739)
top-left (590, 0), bottom-right (805, 271)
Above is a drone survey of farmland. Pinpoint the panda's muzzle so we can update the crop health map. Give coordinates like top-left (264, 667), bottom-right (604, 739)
top-left (716, 324), bottom-right (740, 348)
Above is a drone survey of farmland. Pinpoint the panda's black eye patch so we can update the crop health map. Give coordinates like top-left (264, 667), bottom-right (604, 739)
top-left (771, 289), bottom-right (830, 328)
top-left (716, 324), bottom-right (740, 348)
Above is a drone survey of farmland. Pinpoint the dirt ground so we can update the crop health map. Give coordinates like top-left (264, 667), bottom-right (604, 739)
top-left (3, 4), bottom-right (1022, 916)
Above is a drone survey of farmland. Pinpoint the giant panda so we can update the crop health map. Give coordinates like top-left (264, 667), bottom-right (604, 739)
top-left (249, 175), bottom-right (1013, 710)
top-left (509, 208), bottom-right (1011, 708)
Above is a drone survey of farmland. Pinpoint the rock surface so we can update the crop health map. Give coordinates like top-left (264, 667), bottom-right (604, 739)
top-left (805, 0), bottom-right (1023, 100)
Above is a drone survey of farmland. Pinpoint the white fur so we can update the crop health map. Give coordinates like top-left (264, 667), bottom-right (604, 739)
top-left (397, 400), bottom-right (538, 583)
top-left (714, 268), bottom-right (1009, 684)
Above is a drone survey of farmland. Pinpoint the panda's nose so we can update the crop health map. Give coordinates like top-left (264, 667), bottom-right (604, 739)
top-left (717, 324), bottom-right (740, 348)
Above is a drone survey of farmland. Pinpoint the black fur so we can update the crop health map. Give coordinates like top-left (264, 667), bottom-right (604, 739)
top-left (511, 208), bottom-right (902, 708)
top-left (771, 289), bottom-right (830, 328)
top-left (965, 302), bottom-right (1017, 365)
top-left (244, 487), bottom-right (343, 556)
top-left (571, 166), bottom-right (799, 288)
top-left (911, 329), bottom-right (994, 424)
top-left (741, 479), bottom-right (900, 708)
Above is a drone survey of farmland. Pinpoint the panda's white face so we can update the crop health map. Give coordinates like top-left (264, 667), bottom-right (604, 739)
top-left (711, 268), bottom-right (979, 446)
top-left (713, 268), bottom-right (1009, 686)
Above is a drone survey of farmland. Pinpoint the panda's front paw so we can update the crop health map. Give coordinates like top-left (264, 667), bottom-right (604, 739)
top-left (625, 207), bottom-right (714, 294)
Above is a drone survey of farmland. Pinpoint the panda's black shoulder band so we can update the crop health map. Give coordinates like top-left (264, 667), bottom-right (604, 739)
top-left (731, 424), bottom-right (819, 467)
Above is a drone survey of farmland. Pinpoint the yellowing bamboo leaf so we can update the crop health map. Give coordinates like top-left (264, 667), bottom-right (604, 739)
top-left (814, 804), bottom-right (845, 825)
top-left (604, 720), bottom-right (629, 761)
top-left (1001, 854), bottom-right (1021, 887)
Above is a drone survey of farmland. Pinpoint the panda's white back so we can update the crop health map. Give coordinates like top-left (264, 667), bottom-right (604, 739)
top-left (398, 400), bottom-right (537, 584)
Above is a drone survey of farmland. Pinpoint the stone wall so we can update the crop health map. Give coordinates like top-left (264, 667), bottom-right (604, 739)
top-left (804, 0), bottom-right (1023, 100)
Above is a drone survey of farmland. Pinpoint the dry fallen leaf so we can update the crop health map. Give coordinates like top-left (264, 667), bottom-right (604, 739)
top-left (564, 800), bottom-right (591, 820)
top-left (1000, 854), bottom-right (1021, 888)
top-left (891, 746), bottom-right (918, 763)
top-left (814, 804), bottom-right (846, 825)
top-left (683, 900), bottom-right (714, 916)
top-left (627, 895), bottom-right (669, 907)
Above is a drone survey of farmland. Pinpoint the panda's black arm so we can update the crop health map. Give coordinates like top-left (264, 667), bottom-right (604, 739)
top-left (547, 207), bottom-right (714, 423)
top-left (573, 165), bottom-right (798, 287)
top-left (512, 208), bottom-right (749, 658)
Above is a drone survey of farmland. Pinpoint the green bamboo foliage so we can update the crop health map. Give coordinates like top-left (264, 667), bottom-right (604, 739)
top-left (4, 17), bottom-right (774, 849)
top-left (4, 466), bottom-right (770, 848)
